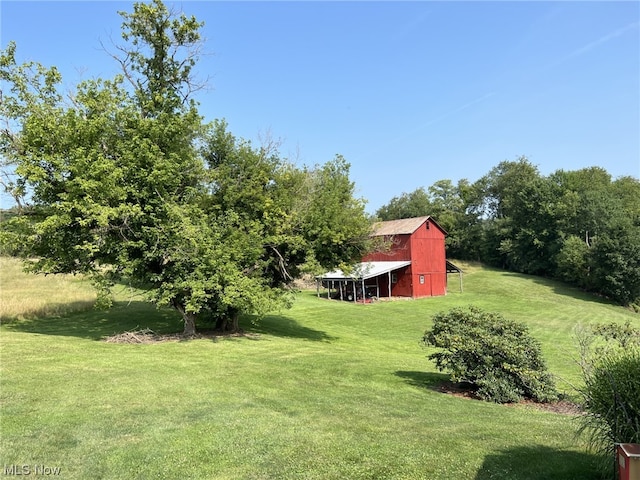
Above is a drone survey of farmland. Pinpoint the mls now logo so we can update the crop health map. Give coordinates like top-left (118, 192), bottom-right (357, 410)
top-left (3, 464), bottom-right (62, 476)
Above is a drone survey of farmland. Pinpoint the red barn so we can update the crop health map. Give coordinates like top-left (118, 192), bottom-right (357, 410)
top-left (318, 216), bottom-right (451, 300)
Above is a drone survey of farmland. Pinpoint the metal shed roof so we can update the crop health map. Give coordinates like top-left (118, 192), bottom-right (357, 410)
top-left (446, 260), bottom-right (464, 273)
top-left (318, 261), bottom-right (412, 281)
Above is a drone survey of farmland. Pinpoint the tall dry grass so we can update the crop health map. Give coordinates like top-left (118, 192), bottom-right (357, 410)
top-left (0, 256), bottom-right (96, 322)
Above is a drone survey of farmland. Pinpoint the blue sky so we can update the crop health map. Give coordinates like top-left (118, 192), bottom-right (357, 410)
top-left (1, 1), bottom-right (639, 212)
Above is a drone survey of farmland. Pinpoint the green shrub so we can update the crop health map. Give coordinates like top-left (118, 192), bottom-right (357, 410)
top-left (422, 306), bottom-right (558, 404)
top-left (591, 320), bottom-right (640, 349)
top-left (578, 348), bottom-right (640, 478)
top-left (577, 323), bottom-right (640, 465)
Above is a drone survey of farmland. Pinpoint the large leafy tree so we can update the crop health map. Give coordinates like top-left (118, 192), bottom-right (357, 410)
top-left (470, 157), bottom-right (555, 273)
top-left (549, 169), bottom-right (640, 304)
top-left (376, 187), bottom-right (432, 221)
top-left (470, 160), bottom-right (640, 304)
top-left (0, 0), bottom-right (371, 334)
top-left (199, 121), bottom-right (371, 331)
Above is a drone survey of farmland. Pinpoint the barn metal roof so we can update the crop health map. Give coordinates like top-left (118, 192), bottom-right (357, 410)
top-left (318, 261), bottom-right (412, 281)
top-left (371, 216), bottom-right (430, 236)
top-left (369, 215), bottom-right (452, 236)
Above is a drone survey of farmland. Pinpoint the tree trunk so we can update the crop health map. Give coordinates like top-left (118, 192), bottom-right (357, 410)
top-left (215, 317), bottom-right (224, 331)
top-left (229, 312), bottom-right (239, 333)
top-left (215, 310), bottom-right (240, 333)
top-left (226, 307), bottom-right (240, 333)
top-left (218, 317), bottom-right (228, 332)
top-left (172, 301), bottom-right (197, 336)
top-left (183, 311), bottom-right (197, 336)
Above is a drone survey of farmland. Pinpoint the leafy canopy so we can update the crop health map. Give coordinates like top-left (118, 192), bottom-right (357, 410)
top-left (0, 0), bottom-right (372, 334)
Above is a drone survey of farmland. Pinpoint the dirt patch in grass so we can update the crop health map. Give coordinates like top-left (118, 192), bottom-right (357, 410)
top-left (103, 328), bottom-right (258, 344)
top-left (521, 398), bottom-right (582, 415)
top-left (436, 380), bottom-right (582, 415)
top-left (435, 380), bottom-right (479, 399)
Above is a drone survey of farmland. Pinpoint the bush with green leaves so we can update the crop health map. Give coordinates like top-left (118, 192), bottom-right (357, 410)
top-left (578, 349), bottom-right (640, 458)
top-left (422, 306), bottom-right (558, 403)
top-left (591, 320), bottom-right (640, 349)
top-left (576, 322), bottom-right (640, 467)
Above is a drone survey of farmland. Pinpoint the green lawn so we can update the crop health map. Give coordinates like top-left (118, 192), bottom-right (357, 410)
top-left (1, 258), bottom-right (638, 479)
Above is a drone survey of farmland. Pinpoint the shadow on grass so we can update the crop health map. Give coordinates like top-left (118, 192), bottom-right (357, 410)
top-left (394, 370), bottom-right (449, 390)
top-left (474, 445), bottom-right (604, 480)
top-left (3, 301), bottom-right (335, 343)
top-left (244, 313), bottom-right (336, 342)
top-left (2, 301), bottom-right (182, 340)
top-left (501, 271), bottom-right (617, 308)
top-left (297, 289), bottom-right (365, 304)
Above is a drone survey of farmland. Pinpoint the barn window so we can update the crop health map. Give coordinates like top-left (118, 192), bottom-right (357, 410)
top-left (391, 273), bottom-right (398, 284)
top-left (419, 275), bottom-right (425, 284)
top-left (425, 221), bottom-right (430, 230)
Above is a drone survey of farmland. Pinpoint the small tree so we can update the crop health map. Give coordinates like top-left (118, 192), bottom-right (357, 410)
top-left (422, 306), bottom-right (558, 403)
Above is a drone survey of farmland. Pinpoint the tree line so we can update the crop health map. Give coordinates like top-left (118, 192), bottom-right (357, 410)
top-left (377, 157), bottom-right (640, 308)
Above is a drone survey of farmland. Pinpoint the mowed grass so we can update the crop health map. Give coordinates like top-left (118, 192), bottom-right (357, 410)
top-left (1, 257), bottom-right (638, 479)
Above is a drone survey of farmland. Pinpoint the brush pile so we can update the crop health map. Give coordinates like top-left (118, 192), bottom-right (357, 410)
top-left (103, 328), bottom-right (187, 344)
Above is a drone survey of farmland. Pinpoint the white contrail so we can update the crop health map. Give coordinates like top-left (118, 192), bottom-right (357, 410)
top-left (570, 21), bottom-right (639, 58)
top-left (549, 21), bottom-right (639, 68)
top-left (355, 92), bottom-right (497, 162)
top-left (416, 92), bottom-right (497, 130)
